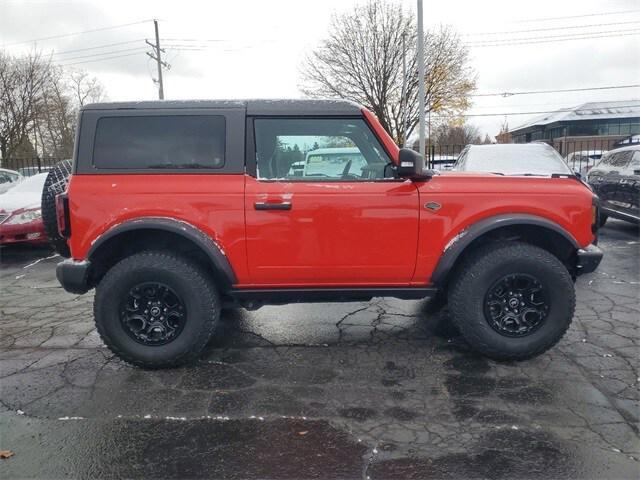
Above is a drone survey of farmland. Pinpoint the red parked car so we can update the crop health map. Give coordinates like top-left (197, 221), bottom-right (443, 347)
top-left (0, 173), bottom-right (48, 246)
top-left (50, 100), bottom-right (602, 368)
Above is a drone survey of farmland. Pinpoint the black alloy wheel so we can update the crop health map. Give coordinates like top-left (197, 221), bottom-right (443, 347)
top-left (120, 282), bottom-right (187, 346)
top-left (483, 274), bottom-right (549, 337)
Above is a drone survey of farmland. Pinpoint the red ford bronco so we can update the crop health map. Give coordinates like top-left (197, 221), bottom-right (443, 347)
top-left (50, 99), bottom-right (603, 368)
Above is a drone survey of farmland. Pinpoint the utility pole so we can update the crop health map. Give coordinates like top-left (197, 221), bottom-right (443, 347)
top-left (146, 19), bottom-right (169, 100)
top-left (416, 0), bottom-right (426, 157)
top-left (401, 32), bottom-right (408, 147)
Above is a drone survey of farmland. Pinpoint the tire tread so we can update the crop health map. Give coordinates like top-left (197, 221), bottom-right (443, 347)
top-left (94, 251), bottom-right (219, 369)
top-left (448, 241), bottom-right (575, 361)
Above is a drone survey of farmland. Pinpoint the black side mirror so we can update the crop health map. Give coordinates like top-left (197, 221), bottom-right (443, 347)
top-left (396, 148), bottom-right (433, 180)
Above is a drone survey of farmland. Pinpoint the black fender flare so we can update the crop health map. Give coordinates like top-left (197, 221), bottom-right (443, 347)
top-left (88, 217), bottom-right (237, 288)
top-left (430, 214), bottom-right (580, 286)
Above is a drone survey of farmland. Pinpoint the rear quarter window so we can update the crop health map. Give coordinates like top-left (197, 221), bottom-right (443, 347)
top-left (93, 115), bottom-right (225, 169)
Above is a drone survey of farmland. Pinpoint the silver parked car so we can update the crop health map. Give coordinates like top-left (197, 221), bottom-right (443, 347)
top-left (452, 144), bottom-right (573, 177)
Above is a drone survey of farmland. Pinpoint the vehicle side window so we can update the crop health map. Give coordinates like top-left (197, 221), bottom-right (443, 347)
top-left (0, 173), bottom-right (9, 184)
top-left (253, 118), bottom-right (391, 181)
top-left (93, 115), bottom-right (225, 170)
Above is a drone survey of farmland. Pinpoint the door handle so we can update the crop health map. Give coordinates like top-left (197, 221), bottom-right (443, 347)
top-left (254, 201), bottom-right (292, 211)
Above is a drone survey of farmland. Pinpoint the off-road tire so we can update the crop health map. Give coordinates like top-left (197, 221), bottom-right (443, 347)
top-left (448, 242), bottom-right (575, 361)
top-left (41, 159), bottom-right (72, 257)
top-left (94, 251), bottom-right (220, 369)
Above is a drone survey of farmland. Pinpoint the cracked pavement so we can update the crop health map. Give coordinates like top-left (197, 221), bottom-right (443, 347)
top-left (1, 220), bottom-right (638, 479)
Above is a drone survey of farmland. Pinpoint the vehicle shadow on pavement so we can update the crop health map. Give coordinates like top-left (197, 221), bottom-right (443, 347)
top-left (0, 244), bottom-right (55, 268)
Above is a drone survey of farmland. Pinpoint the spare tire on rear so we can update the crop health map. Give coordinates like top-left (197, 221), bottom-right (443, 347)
top-left (41, 159), bottom-right (72, 257)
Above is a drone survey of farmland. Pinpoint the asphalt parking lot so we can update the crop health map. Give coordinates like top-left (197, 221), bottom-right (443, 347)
top-left (1, 220), bottom-right (638, 479)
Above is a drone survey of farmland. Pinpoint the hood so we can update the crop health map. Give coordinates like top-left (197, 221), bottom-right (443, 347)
top-left (0, 172), bottom-right (47, 214)
top-left (0, 190), bottom-right (41, 214)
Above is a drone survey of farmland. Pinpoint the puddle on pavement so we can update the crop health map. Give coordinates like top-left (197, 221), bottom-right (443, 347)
top-left (2, 417), bottom-right (368, 479)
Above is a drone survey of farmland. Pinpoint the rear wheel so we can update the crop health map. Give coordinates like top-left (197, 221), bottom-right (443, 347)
top-left (94, 251), bottom-right (220, 368)
top-left (41, 160), bottom-right (72, 257)
top-left (448, 242), bottom-right (575, 361)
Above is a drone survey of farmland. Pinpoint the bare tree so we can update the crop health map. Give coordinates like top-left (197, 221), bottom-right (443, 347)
top-left (495, 119), bottom-right (511, 144)
top-left (300, 0), bottom-right (476, 145)
top-left (0, 51), bottom-right (50, 164)
top-left (432, 122), bottom-right (482, 146)
top-left (68, 69), bottom-right (105, 107)
top-left (32, 65), bottom-right (76, 158)
top-left (31, 68), bottom-right (106, 158)
top-left (0, 50), bottom-right (107, 166)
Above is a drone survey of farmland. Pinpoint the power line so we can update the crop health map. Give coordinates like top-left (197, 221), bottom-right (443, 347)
top-left (163, 45), bottom-right (244, 52)
top-left (3, 20), bottom-right (152, 47)
top-left (471, 84), bottom-right (640, 98)
top-left (510, 9), bottom-right (640, 23)
top-left (58, 51), bottom-right (145, 67)
top-left (50, 46), bottom-right (147, 63)
top-left (465, 30), bottom-right (640, 47)
top-left (465, 27), bottom-right (640, 45)
top-left (49, 39), bottom-right (145, 56)
top-left (434, 103), bottom-right (640, 118)
top-left (464, 19), bottom-right (640, 36)
top-left (163, 38), bottom-right (225, 43)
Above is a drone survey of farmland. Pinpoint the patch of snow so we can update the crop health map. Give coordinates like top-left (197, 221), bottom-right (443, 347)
top-left (23, 254), bottom-right (59, 269)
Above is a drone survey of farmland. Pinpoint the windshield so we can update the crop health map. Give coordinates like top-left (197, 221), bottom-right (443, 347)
top-left (456, 144), bottom-right (572, 176)
top-left (9, 173), bottom-right (47, 193)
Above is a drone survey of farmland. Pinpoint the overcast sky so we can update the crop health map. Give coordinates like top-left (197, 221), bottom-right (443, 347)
top-left (2, 0), bottom-right (639, 138)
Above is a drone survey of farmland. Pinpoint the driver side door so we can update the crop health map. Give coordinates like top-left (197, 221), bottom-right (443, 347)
top-left (244, 116), bottom-right (420, 286)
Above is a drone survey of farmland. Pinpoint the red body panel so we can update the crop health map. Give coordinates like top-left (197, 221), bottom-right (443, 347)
top-left (66, 174), bottom-right (250, 282)
top-left (412, 173), bottom-right (595, 283)
top-left (244, 176), bottom-right (419, 286)
top-left (65, 110), bottom-right (595, 289)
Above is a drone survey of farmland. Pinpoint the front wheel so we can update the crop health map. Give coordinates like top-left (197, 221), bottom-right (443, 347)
top-left (448, 242), bottom-right (575, 361)
top-left (94, 251), bottom-right (220, 368)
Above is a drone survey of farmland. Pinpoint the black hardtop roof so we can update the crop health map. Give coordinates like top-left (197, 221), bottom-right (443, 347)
top-left (81, 99), bottom-right (363, 116)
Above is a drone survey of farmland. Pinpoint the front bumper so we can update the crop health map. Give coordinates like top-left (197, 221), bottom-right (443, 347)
top-left (0, 219), bottom-right (47, 245)
top-left (56, 259), bottom-right (92, 294)
top-left (576, 244), bottom-right (603, 275)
